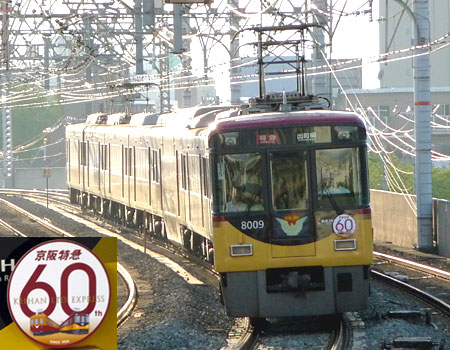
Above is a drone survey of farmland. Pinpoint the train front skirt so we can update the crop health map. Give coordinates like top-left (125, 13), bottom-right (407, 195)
top-left (220, 265), bottom-right (370, 317)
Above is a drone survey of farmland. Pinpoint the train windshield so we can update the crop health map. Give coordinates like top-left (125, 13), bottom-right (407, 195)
top-left (316, 147), bottom-right (367, 210)
top-left (270, 151), bottom-right (308, 211)
top-left (216, 153), bottom-right (264, 213)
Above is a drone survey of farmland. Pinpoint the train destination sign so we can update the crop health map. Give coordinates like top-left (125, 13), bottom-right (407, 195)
top-left (0, 237), bottom-right (117, 349)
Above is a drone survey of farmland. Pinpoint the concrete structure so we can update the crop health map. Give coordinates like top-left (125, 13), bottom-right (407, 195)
top-left (0, 167), bottom-right (66, 190)
top-left (379, 0), bottom-right (450, 88)
top-left (371, 189), bottom-right (450, 258)
top-left (371, 189), bottom-right (418, 248)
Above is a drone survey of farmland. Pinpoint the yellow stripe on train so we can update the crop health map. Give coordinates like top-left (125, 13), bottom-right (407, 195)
top-left (213, 213), bottom-right (372, 272)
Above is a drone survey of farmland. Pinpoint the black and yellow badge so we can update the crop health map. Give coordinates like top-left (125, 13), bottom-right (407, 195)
top-left (0, 237), bottom-right (117, 349)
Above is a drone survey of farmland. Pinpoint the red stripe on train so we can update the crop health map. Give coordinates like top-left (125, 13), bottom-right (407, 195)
top-left (213, 215), bottom-right (227, 222)
top-left (357, 207), bottom-right (371, 215)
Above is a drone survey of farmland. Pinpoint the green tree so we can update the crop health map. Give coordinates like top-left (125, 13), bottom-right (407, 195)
top-left (369, 152), bottom-right (450, 201)
top-left (0, 92), bottom-right (63, 164)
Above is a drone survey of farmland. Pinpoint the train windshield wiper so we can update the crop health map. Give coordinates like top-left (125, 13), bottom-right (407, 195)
top-left (243, 184), bottom-right (262, 218)
top-left (322, 185), bottom-right (344, 215)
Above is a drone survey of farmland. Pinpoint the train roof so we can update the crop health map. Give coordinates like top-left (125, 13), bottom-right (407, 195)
top-left (210, 110), bottom-right (366, 133)
top-left (86, 112), bottom-right (108, 124)
top-left (129, 112), bottom-right (159, 125)
top-left (107, 113), bottom-right (131, 125)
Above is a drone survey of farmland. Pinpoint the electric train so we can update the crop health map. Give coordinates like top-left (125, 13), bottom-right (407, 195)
top-left (66, 92), bottom-right (373, 318)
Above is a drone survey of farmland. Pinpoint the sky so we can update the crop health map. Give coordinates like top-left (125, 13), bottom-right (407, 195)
top-left (193, 0), bottom-right (382, 103)
top-left (332, 1), bottom-right (380, 89)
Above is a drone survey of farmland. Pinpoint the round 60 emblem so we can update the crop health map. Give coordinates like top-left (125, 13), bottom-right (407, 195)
top-left (7, 240), bottom-right (111, 348)
top-left (332, 214), bottom-right (357, 237)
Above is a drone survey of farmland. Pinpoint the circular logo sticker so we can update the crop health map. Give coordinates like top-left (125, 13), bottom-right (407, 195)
top-left (7, 240), bottom-right (111, 348)
top-left (332, 214), bottom-right (357, 237)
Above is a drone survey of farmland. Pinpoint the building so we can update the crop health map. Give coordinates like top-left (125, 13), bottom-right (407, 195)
top-left (378, 0), bottom-right (450, 88)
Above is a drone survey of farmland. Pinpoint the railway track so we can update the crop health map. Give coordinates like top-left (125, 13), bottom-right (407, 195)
top-left (373, 251), bottom-right (450, 316)
top-left (0, 191), bottom-right (231, 349)
top-left (11, 190), bottom-right (450, 349)
top-left (4, 190), bottom-right (352, 350)
top-left (372, 251), bottom-right (450, 349)
top-left (226, 314), bottom-right (349, 350)
top-left (0, 195), bottom-right (138, 328)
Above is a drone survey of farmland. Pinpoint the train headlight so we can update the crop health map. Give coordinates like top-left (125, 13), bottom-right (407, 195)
top-left (230, 244), bottom-right (253, 257)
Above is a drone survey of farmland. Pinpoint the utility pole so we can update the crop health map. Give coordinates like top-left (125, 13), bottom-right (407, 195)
top-left (159, 40), bottom-right (171, 113)
top-left (173, 5), bottom-right (193, 108)
top-left (143, 0), bottom-right (155, 28)
top-left (229, 0), bottom-right (241, 105)
top-left (1, 0), bottom-right (13, 188)
top-left (43, 35), bottom-right (50, 90)
top-left (413, 0), bottom-right (433, 252)
top-left (135, 0), bottom-right (145, 74)
top-left (311, 0), bottom-right (330, 102)
top-left (84, 16), bottom-right (93, 115)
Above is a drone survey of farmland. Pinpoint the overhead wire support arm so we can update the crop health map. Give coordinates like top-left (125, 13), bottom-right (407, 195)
top-left (231, 24), bottom-right (324, 99)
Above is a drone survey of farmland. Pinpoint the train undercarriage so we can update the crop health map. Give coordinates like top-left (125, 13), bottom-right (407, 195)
top-left (69, 188), bottom-right (214, 264)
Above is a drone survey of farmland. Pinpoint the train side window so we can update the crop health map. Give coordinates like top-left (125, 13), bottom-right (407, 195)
top-left (123, 147), bottom-right (133, 176)
top-left (105, 145), bottom-right (108, 170)
top-left (202, 157), bottom-right (209, 198)
top-left (152, 149), bottom-right (160, 183)
top-left (100, 144), bottom-right (108, 170)
top-left (81, 141), bottom-right (87, 166)
top-left (130, 147), bottom-right (134, 177)
top-left (123, 146), bottom-right (127, 176)
top-left (180, 154), bottom-right (187, 189)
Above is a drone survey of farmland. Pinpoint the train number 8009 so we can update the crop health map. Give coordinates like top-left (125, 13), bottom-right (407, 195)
top-left (241, 220), bottom-right (265, 230)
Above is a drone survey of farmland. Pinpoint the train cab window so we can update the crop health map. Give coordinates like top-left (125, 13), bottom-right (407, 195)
top-left (215, 153), bottom-right (264, 213)
top-left (270, 151), bottom-right (308, 211)
top-left (316, 147), bottom-right (367, 210)
top-left (270, 151), bottom-right (312, 241)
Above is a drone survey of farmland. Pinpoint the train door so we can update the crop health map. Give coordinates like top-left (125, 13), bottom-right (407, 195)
top-left (185, 153), bottom-right (191, 224)
top-left (100, 143), bottom-right (108, 198)
top-left (269, 150), bottom-right (316, 258)
top-left (124, 144), bottom-right (132, 206)
top-left (177, 152), bottom-right (186, 223)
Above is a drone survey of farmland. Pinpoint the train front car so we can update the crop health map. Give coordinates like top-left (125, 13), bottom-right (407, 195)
top-left (210, 110), bottom-right (372, 318)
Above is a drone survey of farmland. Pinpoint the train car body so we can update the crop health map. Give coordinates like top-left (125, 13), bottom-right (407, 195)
top-left (66, 105), bottom-right (372, 318)
top-left (30, 313), bottom-right (59, 335)
top-left (59, 312), bottom-right (90, 334)
top-left (210, 110), bottom-right (372, 317)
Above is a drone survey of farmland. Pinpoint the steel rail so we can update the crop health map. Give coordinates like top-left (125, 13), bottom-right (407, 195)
top-left (371, 270), bottom-right (450, 318)
top-left (329, 317), bottom-right (347, 350)
top-left (117, 262), bottom-right (138, 327)
top-left (0, 217), bottom-right (27, 237)
top-left (374, 251), bottom-right (450, 281)
top-left (232, 318), bottom-right (260, 350)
